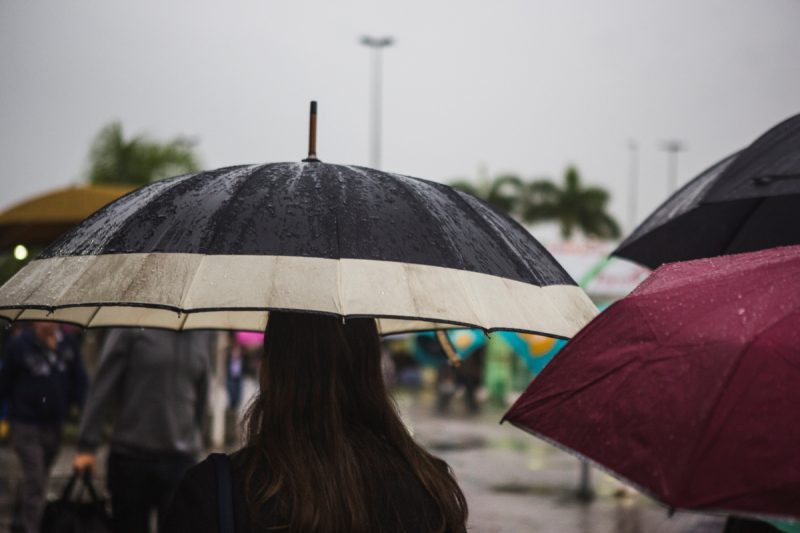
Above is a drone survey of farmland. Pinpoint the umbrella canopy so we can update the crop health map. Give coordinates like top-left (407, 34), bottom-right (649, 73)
top-left (0, 162), bottom-right (596, 335)
top-left (0, 184), bottom-right (136, 250)
top-left (615, 112), bottom-right (800, 269)
top-left (503, 245), bottom-right (800, 519)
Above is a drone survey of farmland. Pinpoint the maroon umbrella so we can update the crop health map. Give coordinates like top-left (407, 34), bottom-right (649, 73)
top-left (503, 245), bottom-right (800, 520)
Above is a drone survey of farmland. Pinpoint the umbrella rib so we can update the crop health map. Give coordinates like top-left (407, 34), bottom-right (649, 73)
top-left (331, 166), bottom-right (345, 316)
top-left (177, 307), bottom-right (191, 330)
top-left (342, 166), bottom-right (471, 320)
top-left (383, 174), bottom-right (483, 323)
top-left (177, 254), bottom-right (208, 314)
top-left (452, 270), bottom-right (489, 330)
top-left (717, 196), bottom-right (765, 254)
top-left (670, 340), bottom-right (753, 501)
top-left (179, 165), bottom-right (259, 256)
top-left (165, 166), bottom-right (263, 320)
top-left (453, 191), bottom-right (559, 286)
top-left (677, 305), bottom-right (800, 501)
top-left (85, 306), bottom-right (102, 328)
top-left (32, 256), bottom-right (100, 312)
top-left (379, 169), bottom-right (471, 272)
top-left (441, 189), bottom-right (535, 328)
top-left (541, 286), bottom-right (592, 336)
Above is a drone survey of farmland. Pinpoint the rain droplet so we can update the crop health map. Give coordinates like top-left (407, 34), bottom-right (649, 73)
top-left (737, 308), bottom-right (745, 315)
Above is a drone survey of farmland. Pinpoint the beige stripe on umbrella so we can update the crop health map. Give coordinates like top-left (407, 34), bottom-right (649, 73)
top-left (0, 253), bottom-right (597, 336)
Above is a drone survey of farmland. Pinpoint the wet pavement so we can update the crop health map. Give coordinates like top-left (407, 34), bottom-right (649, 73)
top-left (396, 390), bottom-right (727, 533)
top-left (0, 391), bottom-right (728, 532)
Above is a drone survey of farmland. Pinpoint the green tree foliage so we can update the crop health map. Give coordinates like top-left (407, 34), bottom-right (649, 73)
top-left (450, 166), bottom-right (621, 240)
top-left (541, 166), bottom-right (621, 240)
top-left (449, 174), bottom-right (524, 215)
top-left (86, 122), bottom-right (200, 185)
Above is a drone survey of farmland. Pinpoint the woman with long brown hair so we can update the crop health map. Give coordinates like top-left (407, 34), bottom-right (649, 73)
top-left (166, 312), bottom-right (468, 532)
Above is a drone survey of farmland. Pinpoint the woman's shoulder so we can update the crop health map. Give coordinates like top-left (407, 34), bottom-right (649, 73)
top-left (185, 453), bottom-right (216, 477)
top-left (164, 456), bottom-right (218, 532)
top-left (180, 450), bottom-right (251, 488)
top-left (165, 451), bottom-right (255, 533)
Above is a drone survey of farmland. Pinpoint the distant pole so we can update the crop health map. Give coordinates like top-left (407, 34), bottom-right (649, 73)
top-left (627, 140), bottom-right (639, 231)
top-left (577, 462), bottom-right (594, 502)
top-left (660, 139), bottom-right (687, 193)
top-left (361, 35), bottom-right (394, 169)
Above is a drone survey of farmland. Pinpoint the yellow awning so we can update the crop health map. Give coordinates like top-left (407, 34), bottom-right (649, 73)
top-left (0, 184), bottom-right (137, 249)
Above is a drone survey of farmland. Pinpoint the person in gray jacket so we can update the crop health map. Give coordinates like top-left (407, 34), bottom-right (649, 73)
top-left (72, 328), bottom-right (213, 533)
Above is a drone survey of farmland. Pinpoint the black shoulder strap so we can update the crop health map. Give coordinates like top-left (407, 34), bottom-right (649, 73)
top-left (210, 453), bottom-right (235, 533)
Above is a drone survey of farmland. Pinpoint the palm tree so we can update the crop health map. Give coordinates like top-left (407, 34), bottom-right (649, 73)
top-left (449, 174), bottom-right (526, 217)
top-left (86, 122), bottom-right (200, 185)
top-left (522, 166), bottom-right (620, 240)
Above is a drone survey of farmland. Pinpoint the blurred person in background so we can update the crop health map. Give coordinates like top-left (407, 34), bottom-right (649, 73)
top-left (166, 312), bottom-right (467, 532)
top-left (0, 321), bottom-right (88, 533)
top-left (0, 323), bottom-right (25, 440)
top-left (72, 328), bottom-right (213, 533)
top-left (425, 335), bottom-right (484, 415)
top-left (484, 334), bottom-right (513, 407)
top-left (226, 333), bottom-right (244, 411)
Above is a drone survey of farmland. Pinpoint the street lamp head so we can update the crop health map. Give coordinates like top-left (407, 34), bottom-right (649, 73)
top-left (360, 35), bottom-right (394, 48)
top-left (660, 139), bottom-right (687, 153)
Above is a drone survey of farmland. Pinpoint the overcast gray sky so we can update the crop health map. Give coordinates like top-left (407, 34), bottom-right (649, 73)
top-left (2, 0), bottom-right (799, 232)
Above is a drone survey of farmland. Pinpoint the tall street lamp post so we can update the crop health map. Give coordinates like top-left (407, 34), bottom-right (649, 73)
top-left (660, 139), bottom-right (687, 193)
top-left (361, 35), bottom-right (394, 169)
top-left (628, 139), bottom-right (639, 232)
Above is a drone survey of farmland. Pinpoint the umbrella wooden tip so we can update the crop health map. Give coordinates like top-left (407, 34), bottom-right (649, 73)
top-left (303, 100), bottom-right (321, 163)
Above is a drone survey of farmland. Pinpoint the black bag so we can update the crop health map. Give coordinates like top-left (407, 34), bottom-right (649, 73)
top-left (41, 471), bottom-right (112, 533)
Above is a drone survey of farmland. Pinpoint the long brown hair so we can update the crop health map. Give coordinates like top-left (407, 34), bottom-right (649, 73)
top-left (243, 312), bottom-right (468, 532)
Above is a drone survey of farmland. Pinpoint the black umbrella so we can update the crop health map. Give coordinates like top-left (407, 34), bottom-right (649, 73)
top-left (615, 112), bottom-right (800, 269)
top-left (0, 105), bottom-right (595, 337)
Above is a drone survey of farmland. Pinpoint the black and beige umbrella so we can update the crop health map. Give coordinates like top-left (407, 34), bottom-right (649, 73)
top-left (0, 104), bottom-right (595, 336)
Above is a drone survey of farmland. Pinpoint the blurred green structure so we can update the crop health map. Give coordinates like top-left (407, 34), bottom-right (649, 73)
top-left (411, 328), bottom-right (567, 405)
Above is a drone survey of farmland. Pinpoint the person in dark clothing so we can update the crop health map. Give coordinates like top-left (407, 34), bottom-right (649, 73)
top-left (437, 345), bottom-right (485, 415)
top-left (226, 333), bottom-right (244, 410)
top-left (426, 333), bottom-right (484, 415)
top-left (456, 345), bottom-right (485, 413)
top-left (0, 322), bottom-right (88, 533)
top-left (73, 328), bottom-right (213, 533)
top-left (166, 312), bottom-right (468, 533)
